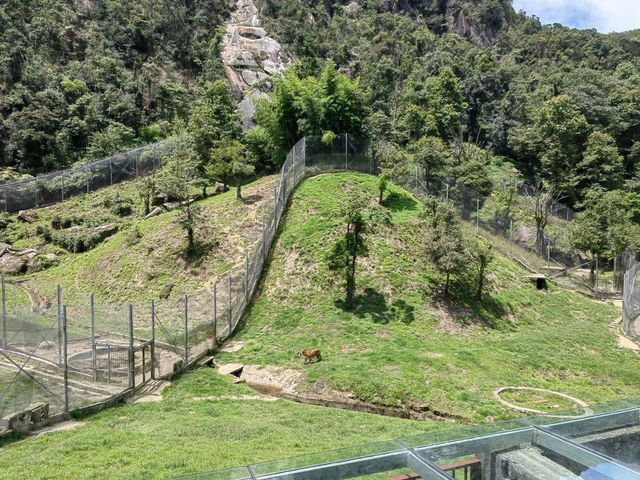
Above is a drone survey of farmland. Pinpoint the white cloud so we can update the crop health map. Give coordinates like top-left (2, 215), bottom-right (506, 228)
top-left (512, 0), bottom-right (640, 33)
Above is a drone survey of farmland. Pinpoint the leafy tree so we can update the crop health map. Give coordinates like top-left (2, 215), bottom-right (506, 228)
top-left (467, 235), bottom-right (494, 299)
top-left (572, 190), bottom-right (640, 263)
top-left (157, 136), bottom-right (203, 252)
top-left (568, 211), bottom-right (608, 282)
top-left (409, 136), bottom-right (449, 190)
top-left (524, 184), bottom-right (562, 256)
top-left (574, 131), bottom-right (624, 195)
top-left (533, 96), bottom-right (590, 199)
top-left (424, 200), bottom-right (467, 295)
top-left (256, 63), bottom-right (367, 165)
top-left (138, 175), bottom-right (157, 217)
top-left (188, 80), bottom-right (243, 164)
top-left (329, 188), bottom-right (382, 307)
top-left (86, 122), bottom-right (137, 160)
top-left (377, 174), bottom-right (388, 205)
top-left (424, 67), bottom-right (468, 139)
top-left (207, 140), bottom-right (256, 200)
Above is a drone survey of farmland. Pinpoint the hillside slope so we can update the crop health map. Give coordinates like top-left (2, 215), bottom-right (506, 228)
top-left (219, 173), bottom-right (638, 422)
top-left (1, 175), bottom-right (277, 307)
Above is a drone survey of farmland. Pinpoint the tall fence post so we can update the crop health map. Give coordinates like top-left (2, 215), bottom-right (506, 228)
top-left (63, 305), bottom-right (69, 414)
top-left (262, 216), bottom-right (267, 261)
top-left (303, 136), bottom-right (307, 169)
top-left (90, 293), bottom-right (96, 382)
top-left (345, 134), bottom-right (348, 170)
top-left (150, 300), bottom-right (156, 380)
top-left (212, 285), bottom-right (217, 348)
top-left (273, 186), bottom-right (278, 218)
top-left (128, 305), bottom-right (135, 389)
top-left (228, 274), bottom-right (232, 334)
top-left (57, 285), bottom-right (62, 367)
top-left (184, 295), bottom-right (189, 365)
top-left (1, 273), bottom-right (6, 349)
top-left (245, 249), bottom-right (249, 304)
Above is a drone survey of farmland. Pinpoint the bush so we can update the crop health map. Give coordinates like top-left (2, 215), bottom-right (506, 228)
top-left (104, 192), bottom-right (134, 217)
top-left (125, 225), bottom-right (143, 246)
top-left (35, 225), bottom-right (52, 242)
top-left (0, 213), bottom-right (12, 231)
top-left (51, 225), bottom-right (118, 253)
top-left (51, 214), bottom-right (82, 230)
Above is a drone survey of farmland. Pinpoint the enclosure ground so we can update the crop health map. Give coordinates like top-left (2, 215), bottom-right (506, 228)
top-left (0, 368), bottom-right (444, 480)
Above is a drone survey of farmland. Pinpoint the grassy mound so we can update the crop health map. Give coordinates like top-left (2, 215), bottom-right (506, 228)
top-left (219, 173), bottom-right (637, 422)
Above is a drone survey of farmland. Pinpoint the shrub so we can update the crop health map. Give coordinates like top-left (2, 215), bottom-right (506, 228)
top-left (104, 192), bottom-right (134, 217)
top-left (35, 225), bottom-right (52, 242)
top-left (51, 214), bottom-right (82, 230)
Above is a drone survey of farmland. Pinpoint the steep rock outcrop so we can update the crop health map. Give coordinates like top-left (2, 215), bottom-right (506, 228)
top-left (222, 0), bottom-right (291, 130)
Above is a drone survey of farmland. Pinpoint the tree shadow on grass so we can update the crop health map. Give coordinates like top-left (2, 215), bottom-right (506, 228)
top-left (183, 239), bottom-right (218, 268)
top-left (434, 281), bottom-right (511, 330)
top-left (383, 191), bottom-right (419, 213)
top-left (240, 194), bottom-right (263, 205)
top-left (335, 288), bottom-right (415, 325)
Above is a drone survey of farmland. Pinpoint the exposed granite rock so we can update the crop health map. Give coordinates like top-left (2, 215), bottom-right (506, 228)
top-left (222, 0), bottom-right (291, 130)
top-left (0, 244), bottom-right (38, 273)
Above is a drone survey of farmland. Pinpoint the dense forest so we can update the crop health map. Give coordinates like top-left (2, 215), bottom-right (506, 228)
top-left (0, 0), bottom-right (230, 176)
top-left (253, 0), bottom-right (640, 203)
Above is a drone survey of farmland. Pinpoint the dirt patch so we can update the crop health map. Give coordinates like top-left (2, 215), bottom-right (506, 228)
top-left (240, 364), bottom-right (304, 394)
top-left (219, 340), bottom-right (245, 353)
top-left (617, 334), bottom-right (640, 351)
top-left (432, 300), bottom-right (481, 336)
top-left (191, 395), bottom-right (279, 402)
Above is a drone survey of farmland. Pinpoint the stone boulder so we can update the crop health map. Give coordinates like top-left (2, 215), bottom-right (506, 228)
top-left (0, 244), bottom-right (38, 274)
top-left (144, 207), bottom-right (164, 220)
top-left (17, 210), bottom-right (38, 223)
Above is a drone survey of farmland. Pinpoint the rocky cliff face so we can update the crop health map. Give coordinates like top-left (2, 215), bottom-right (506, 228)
top-left (381, 0), bottom-right (510, 48)
top-left (221, 0), bottom-right (291, 130)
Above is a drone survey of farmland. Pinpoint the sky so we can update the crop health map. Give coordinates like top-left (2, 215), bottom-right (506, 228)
top-left (511, 0), bottom-right (640, 33)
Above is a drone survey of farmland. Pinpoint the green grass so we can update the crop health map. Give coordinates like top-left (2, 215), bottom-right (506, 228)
top-left (0, 368), bottom-right (445, 480)
top-left (0, 172), bottom-right (636, 479)
top-left (219, 173), bottom-right (637, 423)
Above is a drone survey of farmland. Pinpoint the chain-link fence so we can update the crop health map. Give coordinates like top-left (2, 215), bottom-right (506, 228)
top-left (0, 134), bottom-right (374, 427)
top-left (390, 166), bottom-right (623, 298)
top-left (0, 140), bottom-right (176, 214)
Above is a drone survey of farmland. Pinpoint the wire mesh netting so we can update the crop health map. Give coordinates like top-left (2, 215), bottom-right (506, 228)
top-left (0, 140), bottom-right (176, 214)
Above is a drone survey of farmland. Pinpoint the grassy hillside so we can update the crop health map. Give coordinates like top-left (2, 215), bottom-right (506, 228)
top-left (0, 368), bottom-right (443, 480)
top-left (1, 175), bottom-right (277, 306)
top-left (219, 173), bottom-right (637, 422)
